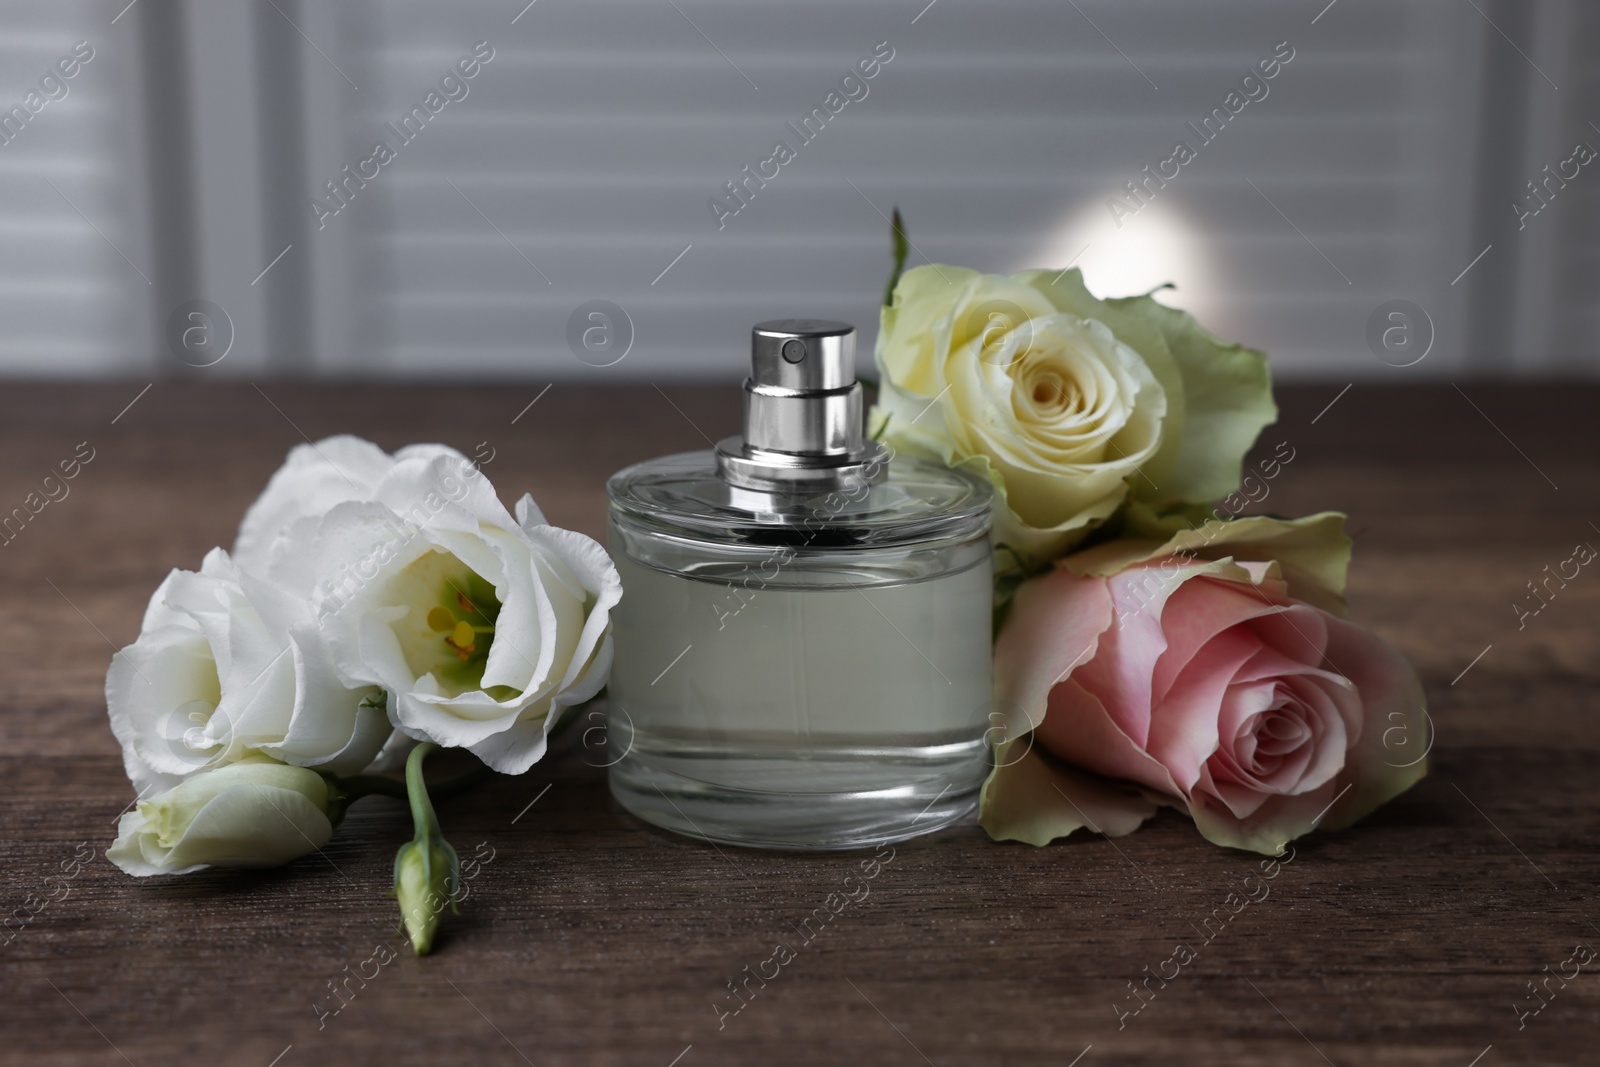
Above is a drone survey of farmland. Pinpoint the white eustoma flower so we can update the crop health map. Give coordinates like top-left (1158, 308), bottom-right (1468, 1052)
top-left (106, 547), bottom-right (391, 796)
top-left (234, 435), bottom-right (469, 575)
top-left (108, 757), bottom-right (336, 876)
top-left (257, 439), bottom-right (622, 775)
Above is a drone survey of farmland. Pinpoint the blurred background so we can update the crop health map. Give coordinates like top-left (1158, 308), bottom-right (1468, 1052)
top-left (1, 0), bottom-right (1594, 381)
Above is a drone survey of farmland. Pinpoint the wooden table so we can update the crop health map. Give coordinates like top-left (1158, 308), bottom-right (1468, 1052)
top-left (2, 381), bottom-right (1595, 1066)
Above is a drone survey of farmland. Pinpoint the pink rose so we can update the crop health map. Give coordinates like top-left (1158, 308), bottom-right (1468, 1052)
top-left (983, 540), bottom-right (1428, 854)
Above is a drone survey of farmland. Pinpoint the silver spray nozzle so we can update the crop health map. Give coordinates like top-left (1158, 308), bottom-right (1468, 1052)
top-left (716, 319), bottom-right (889, 493)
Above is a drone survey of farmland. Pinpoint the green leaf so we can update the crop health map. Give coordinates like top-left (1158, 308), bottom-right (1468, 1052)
top-left (883, 206), bottom-right (909, 307)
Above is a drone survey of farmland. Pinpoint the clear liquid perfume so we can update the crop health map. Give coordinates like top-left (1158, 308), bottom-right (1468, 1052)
top-left (605, 319), bottom-right (994, 850)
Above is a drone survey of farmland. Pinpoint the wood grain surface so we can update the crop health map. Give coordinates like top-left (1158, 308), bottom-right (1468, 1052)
top-left (1, 380), bottom-right (1596, 1067)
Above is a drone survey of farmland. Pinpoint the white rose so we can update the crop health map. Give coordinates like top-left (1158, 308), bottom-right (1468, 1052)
top-left (108, 757), bottom-right (335, 876)
top-left (260, 442), bottom-right (622, 774)
top-left (107, 548), bottom-right (392, 796)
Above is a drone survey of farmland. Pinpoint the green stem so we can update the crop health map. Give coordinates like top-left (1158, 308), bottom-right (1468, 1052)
top-left (406, 742), bottom-right (441, 834)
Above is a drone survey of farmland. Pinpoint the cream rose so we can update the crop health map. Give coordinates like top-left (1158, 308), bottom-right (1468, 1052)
top-left (872, 266), bottom-right (1276, 564)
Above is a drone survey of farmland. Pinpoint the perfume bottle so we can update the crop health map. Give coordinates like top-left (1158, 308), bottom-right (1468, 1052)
top-left (605, 319), bottom-right (994, 850)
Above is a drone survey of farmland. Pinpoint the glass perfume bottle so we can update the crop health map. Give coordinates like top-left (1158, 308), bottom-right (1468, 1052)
top-left (605, 319), bottom-right (994, 850)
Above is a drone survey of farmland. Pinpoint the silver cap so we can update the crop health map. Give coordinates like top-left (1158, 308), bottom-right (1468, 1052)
top-left (715, 319), bottom-right (889, 492)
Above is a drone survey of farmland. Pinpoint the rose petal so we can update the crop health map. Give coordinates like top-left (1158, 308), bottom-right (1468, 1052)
top-left (1315, 616), bottom-right (1430, 830)
top-left (1070, 566), bottom-right (1176, 746)
top-left (1033, 677), bottom-right (1185, 800)
top-left (1150, 573), bottom-right (1289, 704)
top-left (1188, 766), bottom-right (1344, 856)
top-left (1064, 511), bottom-right (1353, 615)
top-left (993, 569), bottom-right (1114, 737)
top-left (979, 738), bottom-right (1167, 846)
top-left (1145, 627), bottom-right (1260, 792)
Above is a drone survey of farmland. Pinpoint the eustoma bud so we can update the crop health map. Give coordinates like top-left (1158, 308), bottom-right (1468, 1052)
top-left (392, 743), bottom-right (460, 954)
top-left (108, 757), bottom-right (335, 876)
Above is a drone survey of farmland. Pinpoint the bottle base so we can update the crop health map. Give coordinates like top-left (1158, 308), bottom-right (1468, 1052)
top-left (608, 755), bottom-right (982, 851)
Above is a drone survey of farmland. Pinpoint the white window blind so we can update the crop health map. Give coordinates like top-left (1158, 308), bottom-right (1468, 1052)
top-left (0, 0), bottom-right (1593, 380)
top-left (323, 0), bottom-right (1527, 380)
top-left (0, 0), bottom-right (137, 375)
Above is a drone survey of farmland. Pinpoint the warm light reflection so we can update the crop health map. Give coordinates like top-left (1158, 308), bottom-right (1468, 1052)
top-left (1022, 199), bottom-right (1216, 324)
